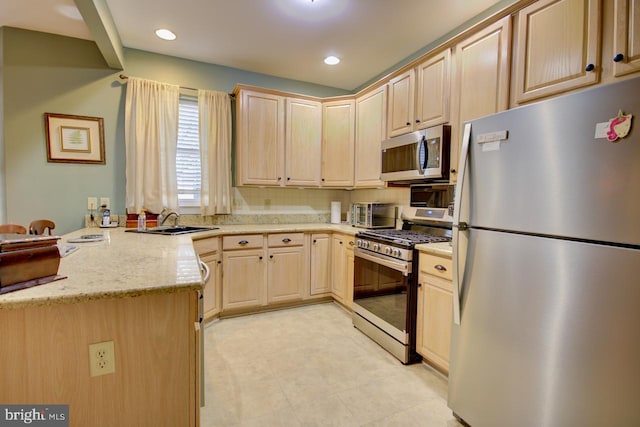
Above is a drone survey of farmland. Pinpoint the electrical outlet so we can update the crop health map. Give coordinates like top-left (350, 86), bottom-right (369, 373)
top-left (100, 197), bottom-right (110, 210)
top-left (88, 197), bottom-right (97, 210)
top-left (89, 340), bottom-right (116, 377)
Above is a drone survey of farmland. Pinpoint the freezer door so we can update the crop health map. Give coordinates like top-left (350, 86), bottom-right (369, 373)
top-left (464, 77), bottom-right (640, 246)
top-left (448, 229), bottom-right (640, 427)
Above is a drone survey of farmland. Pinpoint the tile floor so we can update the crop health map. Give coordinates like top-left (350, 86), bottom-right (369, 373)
top-left (201, 302), bottom-right (463, 426)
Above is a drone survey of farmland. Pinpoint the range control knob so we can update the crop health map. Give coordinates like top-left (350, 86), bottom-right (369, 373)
top-left (392, 248), bottom-right (401, 257)
top-left (372, 243), bottom-right (380, 251)
top-left (362, 240), bottom-right (369, 249)
top-left (384, 246), bottom-right (392, 255)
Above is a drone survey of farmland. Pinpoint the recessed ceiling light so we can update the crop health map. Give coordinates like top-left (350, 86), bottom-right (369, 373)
top-left (155, 29), bottom-right (177, 41)
top-left (324, 56), bottom-right (340, 65)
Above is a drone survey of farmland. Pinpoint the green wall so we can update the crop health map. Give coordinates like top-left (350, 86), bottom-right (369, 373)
top-left (1, 27), bottom-right (350, 234)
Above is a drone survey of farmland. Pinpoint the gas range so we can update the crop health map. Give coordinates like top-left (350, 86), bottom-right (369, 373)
top-left (355, 207), bottom-right (452, 262)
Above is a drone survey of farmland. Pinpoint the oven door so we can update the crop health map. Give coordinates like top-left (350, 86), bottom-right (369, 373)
top-left (353, 248), bottom-right (411, 344)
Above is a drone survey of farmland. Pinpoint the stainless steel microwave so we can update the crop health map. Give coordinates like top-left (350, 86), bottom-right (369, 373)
top-left (350, 203), bottom-right (395, 229)
top-left (380, 125), bottom-right (451, 182)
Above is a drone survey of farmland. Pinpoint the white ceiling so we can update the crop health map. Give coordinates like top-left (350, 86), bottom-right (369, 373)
top-left (0, 0), bottom-right (505, 91)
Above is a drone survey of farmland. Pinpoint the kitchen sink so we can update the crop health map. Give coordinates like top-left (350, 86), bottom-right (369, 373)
top-left (125, 225), bottom-right (219, 235)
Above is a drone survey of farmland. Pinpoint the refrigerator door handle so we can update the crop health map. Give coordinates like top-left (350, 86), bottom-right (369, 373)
top-left (452, 122), bottom-right (472, 325)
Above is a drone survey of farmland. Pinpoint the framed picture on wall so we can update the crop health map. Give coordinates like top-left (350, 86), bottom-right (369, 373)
top-left (44, 113), bottom-right (105, 164)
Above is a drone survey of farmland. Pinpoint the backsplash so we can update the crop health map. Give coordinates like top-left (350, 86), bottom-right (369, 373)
top-left (85, 187), bottom-right (411, 227)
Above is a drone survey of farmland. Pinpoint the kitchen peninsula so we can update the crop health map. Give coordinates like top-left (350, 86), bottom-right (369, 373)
top-left (0, 228), bottom-right (203, 427)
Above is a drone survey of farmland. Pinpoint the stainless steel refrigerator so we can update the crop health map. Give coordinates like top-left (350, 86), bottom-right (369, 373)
top-left (449, 77), bottom-right (640, 427)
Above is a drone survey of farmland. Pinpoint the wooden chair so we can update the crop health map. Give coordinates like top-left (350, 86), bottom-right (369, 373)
top-left (28, 220), bottom-right (56, 235)
top-left (0, 224), bottom-right (27, 234)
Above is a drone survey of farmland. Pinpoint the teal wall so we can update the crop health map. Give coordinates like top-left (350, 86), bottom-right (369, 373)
top-left (1, 27), bottom-right (350, 234)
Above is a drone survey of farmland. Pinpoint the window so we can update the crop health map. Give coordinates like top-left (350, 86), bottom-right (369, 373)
top-left (176, 95), bottom-right (201, 207)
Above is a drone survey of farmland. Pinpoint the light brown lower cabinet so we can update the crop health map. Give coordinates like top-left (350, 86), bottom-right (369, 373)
top-left (193, 237), bottom-right (221, 321)
top-left (310, 233), bottom-right (332, 296)
top-left (417, 252), bottom-right (453, 375)
top-left (221, 233), bottom-right (309, 313)
top-left (331, 233), bottom-right (355, 309)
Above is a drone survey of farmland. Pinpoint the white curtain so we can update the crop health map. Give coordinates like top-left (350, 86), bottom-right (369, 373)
top-left (124, 77), bottom-right (180, 214)
top-left (198, 89), bottom-right (232, 215)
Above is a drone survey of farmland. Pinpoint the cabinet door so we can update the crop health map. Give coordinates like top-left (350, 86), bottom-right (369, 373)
top-left (450, 16), bottom-right (511, 183)
top-left (310, 234), bottom-right (331, 296)
top-left (514, 0), bottom-right (601, 103)
top-left (322, 100), bottom-right (355, 187)
top-left (267, 246), bottom-right (306, 304)
top-left (344, 239), bottom-right (355, 310)
top-left (417, 274), bottom-right (453, 374)
top-left (613, 0), bottom-right (640, 77)
top-left (331, 235), bottom-right (346, 301)
top-left (387, 69), bottom-right (415, 137)
top-left (237, 90), bottom-right (285, 186)
top-left (355, 86), bottom-right (387, 188)
top-left (222, 249), bottom-right (266, 311)
top-left (285, 98), bottom-right (322, 186)
top-left (415, 49), bottom-right (451, 129)
top-left (200, 253), bottom-right (221, 320)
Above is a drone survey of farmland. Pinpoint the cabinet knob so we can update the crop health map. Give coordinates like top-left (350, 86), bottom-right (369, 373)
top-left (406, 122), bottom-right (411, 126)
top-left (270, 255), bottom-right (274, 259)
top-left (287, 177), bottom-right (291, 181)
top-left (282, 238), bottom-right (292, 243)
top-left (585, 63), bottom-right (595, 72)
top-left (259, 256), bottom-right (263, 260)
top-left (239, 240), bottom-right (249, 245)
top-left (418, 283), bottom-right (422, 288)
top-left (450, 168), bottom-right (457, 174)
top-left (313, 239), bottom-right (317, 244)
top-left (277, 176), bottom-right (282, 181)
top-left (349, 241), bottom-right (355, 246)
top-left (613, 53), bottom-right (625, 63)
top-left (434, 264), bottom-right (447, 272)
top-left (415, 119), bottom-right (420, 123)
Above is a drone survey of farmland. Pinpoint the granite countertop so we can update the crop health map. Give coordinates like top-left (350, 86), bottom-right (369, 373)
top-left (189, 222), bottom-right (358, 239)
top-left (415, 241), bottom-right (453, 257)
top-left (0, 223), bottom-right (359, 310)
top-left (0, 227), bottom-right (203, 310)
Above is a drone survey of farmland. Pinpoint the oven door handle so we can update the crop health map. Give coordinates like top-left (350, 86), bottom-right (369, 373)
top-left (354, 248), bottom-right (410, 276)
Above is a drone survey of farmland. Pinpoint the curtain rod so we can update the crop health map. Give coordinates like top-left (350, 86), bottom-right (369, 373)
top-left (118, 74), bottom-right (235, 98)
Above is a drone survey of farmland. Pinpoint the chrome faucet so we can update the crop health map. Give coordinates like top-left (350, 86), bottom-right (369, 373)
top-left (158, 208), bottom-right (180, 226)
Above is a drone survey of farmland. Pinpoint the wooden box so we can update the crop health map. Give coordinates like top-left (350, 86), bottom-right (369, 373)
top-left (0, 234), bottom-right (63, 294)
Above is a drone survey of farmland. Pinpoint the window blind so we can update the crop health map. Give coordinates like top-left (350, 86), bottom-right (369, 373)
top-left (176, 95), bottom-right (201, 206)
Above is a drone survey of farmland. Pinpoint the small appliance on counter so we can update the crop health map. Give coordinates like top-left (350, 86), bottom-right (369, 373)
top-left (349, 202), bottom-right (395, 229)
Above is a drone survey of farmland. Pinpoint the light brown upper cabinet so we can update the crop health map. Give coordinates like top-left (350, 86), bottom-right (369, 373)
top-left (612, 0), bottom-right (640, 77)
top-left (236, 88), bottom-right (321, 187)
top-left (322, 99), bottom-right (355, 187)
top-left (387, 49), bottom-right (451, 138)
top-left (236, 90), bottom-right (285, 186)
top-left (355, 85), bottom-right (387, 188)
top-left (450, 16), bottom-right (512, 183)
top-left (285, 98), bottom-right (322, 186)
top-left (514, 0), bottom-right (602, 104)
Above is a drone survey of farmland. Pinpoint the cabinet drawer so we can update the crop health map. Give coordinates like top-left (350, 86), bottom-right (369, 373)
top-left (193, 237), bottom-right (219, 255)
top-left (222, 234), bottom-right (264, 250)
top-left (419, 253), bottom-right (452, 281)
top-left (267, 233), bottom-right (304, 247)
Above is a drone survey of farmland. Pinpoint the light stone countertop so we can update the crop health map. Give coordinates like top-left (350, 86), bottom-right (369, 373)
top-left (416, 241), bottom-right (453, 257)
top-left (0, 223), bottom-right (359, 310)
